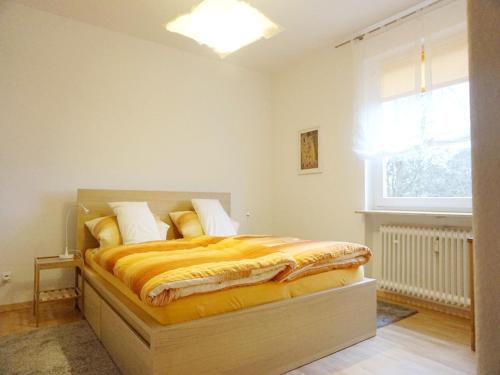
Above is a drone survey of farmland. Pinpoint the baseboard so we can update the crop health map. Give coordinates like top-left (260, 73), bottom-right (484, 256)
top-left (0, 299), bottom-right (75, 313)
top-left (377, 290), bottom-right (471, 319)
top-left (0, 300), bottom-right (32, 313)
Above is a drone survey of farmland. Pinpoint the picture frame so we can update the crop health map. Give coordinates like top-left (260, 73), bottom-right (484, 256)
top-left (298, 127), bottom-right (321, 175)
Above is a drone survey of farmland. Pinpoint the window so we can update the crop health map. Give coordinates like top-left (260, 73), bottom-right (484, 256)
top-left (354, 1), bottom-right (471, 212)
top-left (369, 81), bottom-right (472, 211)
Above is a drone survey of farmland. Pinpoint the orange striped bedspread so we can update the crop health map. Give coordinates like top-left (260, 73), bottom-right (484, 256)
top-left (92, 235), bottom-right (372, 306)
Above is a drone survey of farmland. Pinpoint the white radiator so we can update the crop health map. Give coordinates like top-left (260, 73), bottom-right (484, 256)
top-left (379, 225), bottom-right (472, 308)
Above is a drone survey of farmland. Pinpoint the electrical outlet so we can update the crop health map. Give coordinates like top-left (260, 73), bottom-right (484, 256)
top-left (1, 271), bottom-right (12, 282)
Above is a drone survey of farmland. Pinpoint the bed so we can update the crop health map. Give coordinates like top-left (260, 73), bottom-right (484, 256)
top-left (77, 189), bottom-right (376, 375)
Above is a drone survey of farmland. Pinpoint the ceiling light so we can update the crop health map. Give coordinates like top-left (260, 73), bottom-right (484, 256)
top-left (166, 0), bottom-right (281, 58)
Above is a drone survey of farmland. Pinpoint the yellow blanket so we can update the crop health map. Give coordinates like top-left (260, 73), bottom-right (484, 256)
top-left (92, 235), bottom-right (371, 306)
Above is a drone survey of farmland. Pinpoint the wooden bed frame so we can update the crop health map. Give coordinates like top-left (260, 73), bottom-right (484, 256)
top-left (77, 189), bottom-right (377, 375)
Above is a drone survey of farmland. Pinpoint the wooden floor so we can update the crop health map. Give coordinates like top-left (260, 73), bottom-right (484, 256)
top-left (0, 300), bottom-right (82, 338)
top-left (291, 299), bottom-right (476, 375)
top-left (0, 299), bottom-right (475, 375)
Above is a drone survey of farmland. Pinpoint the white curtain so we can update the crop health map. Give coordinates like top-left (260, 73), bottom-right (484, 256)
top-left (352, 0), bottom-right (469, 159)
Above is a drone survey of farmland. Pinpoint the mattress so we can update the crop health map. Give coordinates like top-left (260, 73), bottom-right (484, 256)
top-left (85, 251), bottom-right (364, 325)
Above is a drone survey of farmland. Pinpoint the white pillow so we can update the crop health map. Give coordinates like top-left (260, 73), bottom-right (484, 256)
top-left (85, 215), bottom-right (169, 248)
top-left (156, 218), bottom-right (170, 240)
top-left (192, 199), bottom-right (236, 236)
top-left (231, 219), bottom-right (240, 234)
top-left (108, 201), bottom-right (161, 244)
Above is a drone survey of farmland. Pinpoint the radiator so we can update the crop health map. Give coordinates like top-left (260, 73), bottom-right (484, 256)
top-left (379, 225), bottom-right (472, 308)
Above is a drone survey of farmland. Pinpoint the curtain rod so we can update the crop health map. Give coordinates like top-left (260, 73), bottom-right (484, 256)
top-left (334, 0), bottom-right (451, 48)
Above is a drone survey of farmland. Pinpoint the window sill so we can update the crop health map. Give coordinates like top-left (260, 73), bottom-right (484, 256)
top-left (355, 209), bottom-right (472, 219)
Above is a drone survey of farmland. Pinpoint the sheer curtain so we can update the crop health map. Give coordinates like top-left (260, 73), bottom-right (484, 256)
top-left (352, 0), bottom-right (469, 159)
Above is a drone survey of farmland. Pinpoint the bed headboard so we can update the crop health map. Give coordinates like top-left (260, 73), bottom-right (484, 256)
top-left (76, 189), bottom-right (231, 254)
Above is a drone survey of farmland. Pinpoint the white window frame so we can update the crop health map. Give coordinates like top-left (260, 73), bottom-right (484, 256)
top-left (366, 158), bottom-right (472, 213)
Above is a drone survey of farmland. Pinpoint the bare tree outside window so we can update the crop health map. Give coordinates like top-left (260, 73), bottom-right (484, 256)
top-left (385, 145), bottom-right (471, 198)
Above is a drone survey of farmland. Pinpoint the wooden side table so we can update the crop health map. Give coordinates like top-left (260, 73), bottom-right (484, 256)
top-left (33, 254), bottom-right (84, 327)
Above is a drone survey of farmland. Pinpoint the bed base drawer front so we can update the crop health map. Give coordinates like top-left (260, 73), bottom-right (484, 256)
top-left (83, 282), bottom-right (101, 338)
top-left (100, 302), bottom-right (152, 375)
top-left (83, 281), bottom-right (153, 375)
top-left (84, 273), bottom-right (375, 375)
top-left (152, 279), bottom-right (377, 375)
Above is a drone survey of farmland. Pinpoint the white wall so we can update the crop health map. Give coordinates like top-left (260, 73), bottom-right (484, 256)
top-left (0, 2), bottom-right (273, 305)
top-left (0, 1), bottom-right (478, 307)
top-left (271, 39), bottom-right (473, 278)
top-left (271, 46), bottom-right (366, 244)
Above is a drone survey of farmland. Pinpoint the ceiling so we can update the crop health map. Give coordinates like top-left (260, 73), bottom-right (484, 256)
top-left (14, 0), bottom-right (423, 72)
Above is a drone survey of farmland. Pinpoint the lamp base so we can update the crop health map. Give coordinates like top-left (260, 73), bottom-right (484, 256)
top-left (59, 252), bottom-right (74, 260)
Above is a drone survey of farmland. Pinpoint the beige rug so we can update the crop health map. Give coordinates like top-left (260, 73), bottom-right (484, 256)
top-left (0, 320), bottom-right (120, 375)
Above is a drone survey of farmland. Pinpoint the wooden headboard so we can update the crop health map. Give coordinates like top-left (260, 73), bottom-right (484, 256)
top-left (76, 189), bottom-right (231, 253)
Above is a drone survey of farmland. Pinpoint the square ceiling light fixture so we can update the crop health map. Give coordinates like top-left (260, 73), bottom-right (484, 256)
top-left (166, 0), bottom-right (281, 58)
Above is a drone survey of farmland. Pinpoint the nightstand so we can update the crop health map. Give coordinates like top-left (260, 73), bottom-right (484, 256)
top-left (33, 254), bottom-right (84, 327)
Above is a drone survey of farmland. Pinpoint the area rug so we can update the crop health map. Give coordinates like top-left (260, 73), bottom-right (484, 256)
top-left (0, 320), bottom-right (120, 375)
top-left (377, 300), bottom-right (417, 328)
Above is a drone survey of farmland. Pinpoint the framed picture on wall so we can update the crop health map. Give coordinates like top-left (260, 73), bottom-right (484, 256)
top-left (298, 127), bottom-right (321, 174)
